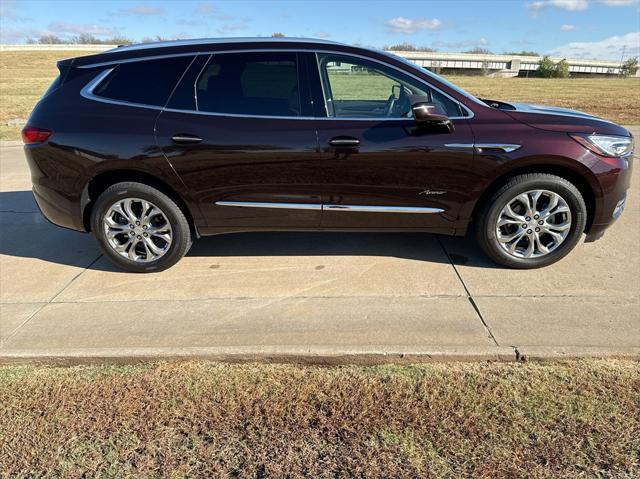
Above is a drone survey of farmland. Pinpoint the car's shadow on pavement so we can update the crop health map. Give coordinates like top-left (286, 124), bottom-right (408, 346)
top-left (188, 231), bottom-right (498, 269)
top-left (0, 190), bottom-right (498, 270)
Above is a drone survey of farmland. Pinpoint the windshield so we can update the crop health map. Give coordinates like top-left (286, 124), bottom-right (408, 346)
top-left (382, 51), bottom-right (486, 107)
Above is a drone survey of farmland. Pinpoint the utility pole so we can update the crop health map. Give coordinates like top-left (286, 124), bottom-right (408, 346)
top-left (619, 45), bottom-right (626, 77)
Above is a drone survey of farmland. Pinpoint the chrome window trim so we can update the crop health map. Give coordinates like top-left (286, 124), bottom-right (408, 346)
top-left (192, 54), bottom-right (213, 112)
top-left (215, 201), bottom-right (444, 214)
top-left (80, 48), bottom-right (474, 120)
top-left (179, 49), bottom-right (475, 119)
top-left (81, 67), bottom-right (169, 111)
top-left (78, 52), bottom-right (201, 69)
top-left (192, 50), bottom-right (303, 117)
top-left (314, 51), bottom-right (472, 120)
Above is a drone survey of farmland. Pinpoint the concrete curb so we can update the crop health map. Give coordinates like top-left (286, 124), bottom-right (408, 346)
top-left (2, 346), bottom-right (639, 366)
top-left (0, 346), bottom-right (518, 366)
top-left (515, 346), bottom-right (640, 361)
top-left (0, 140), bottom-right (22, 147)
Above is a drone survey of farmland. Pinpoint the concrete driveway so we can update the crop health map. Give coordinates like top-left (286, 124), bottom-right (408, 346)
top-left (1, 129), bottom-right (638, 363)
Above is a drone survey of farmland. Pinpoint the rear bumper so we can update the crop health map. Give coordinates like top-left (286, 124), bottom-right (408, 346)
top-left (26, 146), bottom-right (87, 232)
top-left (31, 185), bottom-right (86, 232)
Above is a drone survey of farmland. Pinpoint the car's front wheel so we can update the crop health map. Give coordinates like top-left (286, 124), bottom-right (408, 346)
top-left (476, 173), bottom-right (587, 269)
top-left (91, 182), bottom-right (192, 272)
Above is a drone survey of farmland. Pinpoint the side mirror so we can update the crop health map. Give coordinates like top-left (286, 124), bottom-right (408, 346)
top-left (411, 101), bottom-right (454, 133)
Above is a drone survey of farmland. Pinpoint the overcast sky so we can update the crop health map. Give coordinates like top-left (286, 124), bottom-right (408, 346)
top-left (1, 0), bottom-right (639, 61)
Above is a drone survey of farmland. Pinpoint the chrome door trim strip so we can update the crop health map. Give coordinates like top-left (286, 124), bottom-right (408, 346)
top-left (215, 201), bottom-right (444, 214)
top-left (444, 143), bottom-right (475, 150)
top-left (445, 143), bottom-right (521, 152)
top-left (476, 143), bottom-right (522, 152)
top-left (215, 201), bottom-right (322, 210)
top-left (324, 204), bottom-right (444, 214)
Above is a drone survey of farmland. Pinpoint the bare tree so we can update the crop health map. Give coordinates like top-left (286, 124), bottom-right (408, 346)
top-left (464, 47), bottom-right (492, 54)
top-left (32, 34), bottom-right (65, 44)
top-left (504, 50), bottom-right (540, 57)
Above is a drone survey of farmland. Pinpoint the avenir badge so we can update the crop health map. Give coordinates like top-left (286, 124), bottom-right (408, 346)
top-left (419, 189), bottom-right (446, 196)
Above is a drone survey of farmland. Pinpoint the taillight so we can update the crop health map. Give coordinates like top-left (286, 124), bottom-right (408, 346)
top-left (21, 125), bottom-right (53, 145)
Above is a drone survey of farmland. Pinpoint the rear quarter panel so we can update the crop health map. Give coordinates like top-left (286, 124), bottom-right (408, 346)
top-left (26, 68), bottom-right (203, 231)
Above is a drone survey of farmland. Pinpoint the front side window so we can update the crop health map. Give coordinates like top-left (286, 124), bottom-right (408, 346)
top-left (317, 53), bottom-right (463, 119)
top-left (93, 56), bottom-right (194, 106)
top-left (195, 52), bottom-right (301, 117)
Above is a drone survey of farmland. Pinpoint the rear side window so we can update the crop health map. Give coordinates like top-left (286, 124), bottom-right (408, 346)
top-left (93, 56), bottom-right (194, 106)
top-left (195, 52), bottom-right (301, 117)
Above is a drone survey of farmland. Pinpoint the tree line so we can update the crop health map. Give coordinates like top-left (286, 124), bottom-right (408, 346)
top-left (537, 55), bottom-right (637, 78)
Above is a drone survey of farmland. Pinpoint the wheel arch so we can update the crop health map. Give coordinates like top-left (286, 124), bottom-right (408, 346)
top-left (82, 169), bottom-right (198, 236)
top-left (470, 161), bottom-right (600, 234)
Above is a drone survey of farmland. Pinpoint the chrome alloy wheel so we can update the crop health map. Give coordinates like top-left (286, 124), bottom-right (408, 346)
top-left (495, 190), bottom-right (572, 259)
top-left (103, 198), bottom-right (173, 262)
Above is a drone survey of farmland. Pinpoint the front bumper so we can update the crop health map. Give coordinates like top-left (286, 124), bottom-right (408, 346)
top-left (586, 154), bottom-right (632, 242)
top-left (586, 195), bottom-right (626, 242)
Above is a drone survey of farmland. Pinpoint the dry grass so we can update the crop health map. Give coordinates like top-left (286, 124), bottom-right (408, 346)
top-left (0, 50), bottom-right (639, 141)
top-left (1, 360), bottom-right (638, 478)
top-left (0, 51), bottom-right (90, 130)
top-left (449, 75), bottom-right (640, 126)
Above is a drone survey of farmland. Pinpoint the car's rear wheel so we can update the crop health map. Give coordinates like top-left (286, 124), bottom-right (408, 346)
top-left (476, 173), bottom-right (587, 269)
top-left (91, 182), bottom-right (192, 272)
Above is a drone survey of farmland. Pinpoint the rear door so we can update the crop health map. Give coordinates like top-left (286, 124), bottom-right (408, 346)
top-left (155, 51), bottom-right (322, 231)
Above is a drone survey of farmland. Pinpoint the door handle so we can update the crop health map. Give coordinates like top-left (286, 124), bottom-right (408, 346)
top-left (328, 136), bottom-right (360, 148)
top-left (171, 134), bottom-right (203, 144)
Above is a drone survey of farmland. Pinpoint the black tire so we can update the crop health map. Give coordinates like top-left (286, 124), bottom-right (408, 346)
top-left (475, 173), bottom-right (587, 269)
top-left (91, 182), bottom-right (192, 273)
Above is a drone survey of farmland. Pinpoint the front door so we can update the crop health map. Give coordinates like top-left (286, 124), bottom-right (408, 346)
top-left (155, 51), bottom-right (322, 231)
top-left (313, 53), bottom-right (476, 232)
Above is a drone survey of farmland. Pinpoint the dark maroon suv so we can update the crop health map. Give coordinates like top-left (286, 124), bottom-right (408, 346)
top-left (23, 38), bottom-right (633, 272)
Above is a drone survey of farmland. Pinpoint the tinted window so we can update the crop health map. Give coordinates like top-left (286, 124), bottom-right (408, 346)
top-left (93, 56), bottom-right (194, 106)
top-left (318, 53), bottom-right (463, 118)
top-left (432, 89), bottom-right (463, 117)
top-left (167, 55), bottom-right (210, 111)
top-left (196, 52), bottom-right (301, 116)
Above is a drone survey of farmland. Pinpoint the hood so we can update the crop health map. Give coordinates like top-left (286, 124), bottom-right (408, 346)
top-left (510, 102), bottom-right (598, 120)
top-left (501, 102), bottom-right (630, 137)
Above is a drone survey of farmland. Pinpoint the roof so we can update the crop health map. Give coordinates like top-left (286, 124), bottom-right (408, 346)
top-left (62, 36), bottom-right (372, 69)
top-left (103, 37), bottom-right (345, 54)
top-left (60, 37), bottom-right (409, 73)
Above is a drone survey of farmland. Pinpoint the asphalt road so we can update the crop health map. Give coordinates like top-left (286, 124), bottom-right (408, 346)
top-left (1, 130), bottom-right (638, 364)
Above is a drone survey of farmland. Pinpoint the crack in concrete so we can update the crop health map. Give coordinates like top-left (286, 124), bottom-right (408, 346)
top-left (0, 253), bottom-right (103, 347)
top-left (436, 237), bottom-right (500, 347)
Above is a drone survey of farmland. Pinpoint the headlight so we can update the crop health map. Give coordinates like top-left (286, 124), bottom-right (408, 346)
top-left (570, 133), bottom-right (634, 157)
